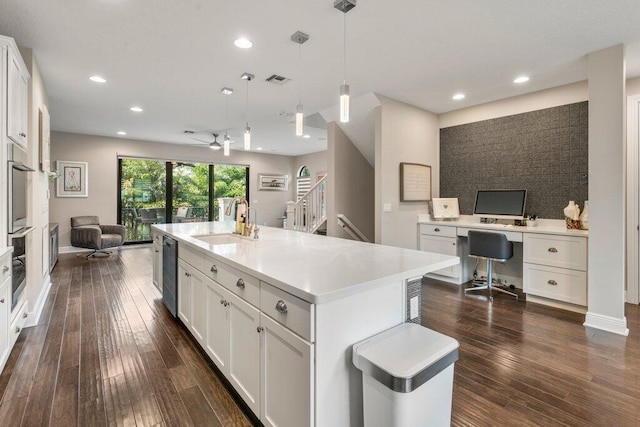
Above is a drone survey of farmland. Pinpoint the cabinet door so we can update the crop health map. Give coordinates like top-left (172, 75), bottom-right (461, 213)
top-left (153, 244), bottom-right (163, 291)
top-left (0, 278), bottom-right (10, 369)
top-left (260, 314), bottom-right (313, 427)
top-left (205, 279), bottom-right (230, 372)
top-left (7, 47), bottom-right (28, 148)
top-left (190, 269), bottom-right (207, 344)
top-left (177, 260), bottom-right (191, 327)
top-left (228, 292), bottom-right (260, 415)
top-left (419, 235), bottom-right (459, 278)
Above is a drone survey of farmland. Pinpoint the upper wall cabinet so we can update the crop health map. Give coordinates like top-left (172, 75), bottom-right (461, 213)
top-left (2, 36), bottom-right (30, 151)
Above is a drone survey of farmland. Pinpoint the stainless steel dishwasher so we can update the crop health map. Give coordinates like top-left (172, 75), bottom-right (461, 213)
top-left (162, 235), bottom-right (178, 317)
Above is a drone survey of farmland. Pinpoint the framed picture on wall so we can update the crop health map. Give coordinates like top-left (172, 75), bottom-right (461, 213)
top-left (258, 173), bottom-right (289, 191)
top-left (56, 160), bottom-right (88, 197)
top-left (400, 162), bottom-right (431, 202)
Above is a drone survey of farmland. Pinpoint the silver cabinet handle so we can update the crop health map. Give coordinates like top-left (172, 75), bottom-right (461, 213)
top-left (15, 327), bottom-right (20, 334)
top-left (547, 280), bottom-right (558, 286)
top-left (452, 242), bottom-right (456, 246)
top-left (434, 228), bottom-right (440, 232)
top-left (257, 326), bottom-right (264, 333)
top-left (220, 299), bottom-right (225, 305)
top-left (23, 312), bottom-right (27, 319)
top-left (275, 300), bottom-right (288, 314)
top-left (19, 133), bottom-right (26, 137)
top-left (0, 298), bottom-right (4, 303)
top-left (211, 265), bottom-right (218, 273)
top-left (2, 265), bottom-right (8, 273)
top-left (548, 247), bottom-right (558, 253)
top-left (236, 278), bottom-right (245, 289)
top-left (154, 250), bottom-right (159, 253)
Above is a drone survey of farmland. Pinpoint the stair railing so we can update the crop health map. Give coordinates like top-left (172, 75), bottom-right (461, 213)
top-left (286, 175), bottom-right (328, 233)
top-left (337, 214), bottom-right (370, 242)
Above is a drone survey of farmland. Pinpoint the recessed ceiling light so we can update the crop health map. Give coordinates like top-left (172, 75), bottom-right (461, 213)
top-left (89, 75), bottom-right (106, 83)
top-left (514, 76), bottom-right (530, 84)
top-left (302, 134), bottom-right (311, 139)
top-left (256, 147), bottom-right (263, 151)
top-left (130, 106), bottom-right (143, 112)
top-left (117, 131), bottom-right (127, 135)
top-left (452, 93), bottom-right (465, 101)
top-left (234, 38), bottom-right (253, 49)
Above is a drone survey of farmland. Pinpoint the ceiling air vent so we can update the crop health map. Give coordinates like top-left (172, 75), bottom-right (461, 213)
top-left (265, 74), bottom-right (290, 85)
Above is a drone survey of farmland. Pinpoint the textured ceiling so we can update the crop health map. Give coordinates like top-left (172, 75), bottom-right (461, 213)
top-left (1, 0), bottom-right (639, 156)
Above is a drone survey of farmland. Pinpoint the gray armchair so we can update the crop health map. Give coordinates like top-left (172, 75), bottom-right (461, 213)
top-left (70, 216), bottom-right (126, 258)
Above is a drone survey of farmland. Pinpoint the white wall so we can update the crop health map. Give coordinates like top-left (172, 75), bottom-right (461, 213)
top-left (584, 45), bottom-right (628, 335)
top-left (375, 96), bottom-right (440, 249)
top-left (293, 151), bottom-right (327, 183)
top-left (50, 132), bottom-right (295, 247)
top-left (326, 123), bottom-right (374, 241)
top-left (18, 47), bottom-right (50, 322)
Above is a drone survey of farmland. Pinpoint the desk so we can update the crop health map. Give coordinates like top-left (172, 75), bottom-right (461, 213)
top-left (418, 215), bottom-right (588, 312)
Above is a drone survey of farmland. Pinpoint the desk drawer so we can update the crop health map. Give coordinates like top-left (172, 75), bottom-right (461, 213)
top-left (456, 227), bottom-right (523, 243)
top-left (419, 224), bottom-right (457, 238)
top-left (260, 282), bottom-right (314, 342)
top-left (524, 234), bottom-right (587, 271)
top-left (524, 263), bottom-right (587, 306)
top-left (203, 256), bottom-right (260, 307)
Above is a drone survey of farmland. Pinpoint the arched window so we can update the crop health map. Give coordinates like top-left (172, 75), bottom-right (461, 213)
top-left (297, 166), bottom-right (311, 199)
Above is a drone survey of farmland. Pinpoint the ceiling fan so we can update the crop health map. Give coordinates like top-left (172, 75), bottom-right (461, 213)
top-left (185, 131), bottom-right (234, 150)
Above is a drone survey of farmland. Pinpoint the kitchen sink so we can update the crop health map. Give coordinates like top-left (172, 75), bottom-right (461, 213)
top-left (193, 233), bottom-right (255, 245)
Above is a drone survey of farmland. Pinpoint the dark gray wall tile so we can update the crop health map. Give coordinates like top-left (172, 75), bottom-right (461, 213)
top-left (440, 101), bottom-right (588, 219)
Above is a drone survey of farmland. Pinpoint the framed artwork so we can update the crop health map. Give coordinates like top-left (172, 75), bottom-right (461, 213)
top-left (432, 198), bottom-right (460, 219)
top-left (258, 173), bottom-right (289, 191)
top-left (39, 105), bottom-right (51, 172)
top-left (400, 162), bottom-right (431, 202)
top-left (56, 160), bottom-right (88, 197)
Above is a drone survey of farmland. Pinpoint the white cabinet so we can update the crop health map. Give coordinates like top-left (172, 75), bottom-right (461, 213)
top-left (228, 291), bottom-right (260, 414)
top-left (205, 277), bottom-right (230, 370)
top-left (6, 44), bottom-right (29, 149)
top-left (177, 259), bottom-right (192, 328)
top-left (152, 233), bottom-right (163, 291)
top-left (177, 259), bottom-right (206, 343)
top-left (0, 274), bottom-right (10, 371)
top-left (419, 225), bottom-right (460, 280)
top-left (523, 234), bottom-right (588, 309)
top-left (260, 313), bottom-right (314, 427)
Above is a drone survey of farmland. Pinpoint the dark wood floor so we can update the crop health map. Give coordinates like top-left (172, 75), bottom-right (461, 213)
top-left (0, 246), bottom-right (638, 426)
top-left (423, 278), bottom-right (640, 426)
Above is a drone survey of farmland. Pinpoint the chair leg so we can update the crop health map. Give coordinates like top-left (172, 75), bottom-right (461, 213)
top-left (465, 259), bottom-right (518, 302)
top-left (87, 249), bottom-right (113, 258)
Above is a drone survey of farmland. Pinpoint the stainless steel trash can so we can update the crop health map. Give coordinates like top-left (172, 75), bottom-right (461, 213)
top-left (352, 323), bottom-right (459, 427)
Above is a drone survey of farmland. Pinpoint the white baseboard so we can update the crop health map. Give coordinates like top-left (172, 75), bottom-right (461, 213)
top-left (25, 275), bottom-right (52, 328)
top-left (583, 312), bottom-right (629, 336)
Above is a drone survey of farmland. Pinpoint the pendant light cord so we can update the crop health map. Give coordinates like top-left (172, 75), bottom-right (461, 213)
top-left (246, 79), bottom-right (249, 127)
top-left (298, 43), bottom-right (302, 104)
top-left (343, 12), bottom-right (347, 85)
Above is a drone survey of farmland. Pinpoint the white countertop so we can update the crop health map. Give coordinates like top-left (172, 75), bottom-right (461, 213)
top-left (153, 222), bottom-right (459, 304)
top-left (417, 214), bottom-right (588, 238)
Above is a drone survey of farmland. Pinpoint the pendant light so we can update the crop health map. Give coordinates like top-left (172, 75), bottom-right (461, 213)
top-left (291, 31), bottom-right (309, 136)
top-left (221, 86), bottom-right (233, 157)
top-left (241, 72), bottom-right (254, 150)
top-left (334, 0), bottom-right (356, 123)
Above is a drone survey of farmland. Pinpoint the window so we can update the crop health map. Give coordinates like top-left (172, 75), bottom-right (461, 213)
top-left (297, 165), bottom-right (311, 200)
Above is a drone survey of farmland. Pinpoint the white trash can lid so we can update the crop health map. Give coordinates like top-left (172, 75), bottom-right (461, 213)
top-left (352, 323), bottom-right (459, 393)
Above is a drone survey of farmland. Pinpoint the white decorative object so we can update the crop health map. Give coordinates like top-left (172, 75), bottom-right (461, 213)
top-left (563, 200), bottom-right (581, 229)
top-left (432, 198), bottom-right (460, 219)
top-left (580, 200), bottom-right (589, 230)
top-left (563, 201), bottom-right (576, 218)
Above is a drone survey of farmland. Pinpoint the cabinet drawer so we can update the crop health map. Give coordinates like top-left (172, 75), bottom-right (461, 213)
top-left (10, 301), bottom-right (28, 348)
top-left (524, 234), bottom-right (587, 271)
top-left (204, 256), bottom-right (260, 307)
top-left (179, 243), bottom-right (205, 271)
top-left (523, 263), bottom-right (587, 306)
top-left (0, 250), bottom-right (12, 284)
top-left (260, 282), bottom-right (314, 342)
top-left (419, 224), bottom-right (457, 238)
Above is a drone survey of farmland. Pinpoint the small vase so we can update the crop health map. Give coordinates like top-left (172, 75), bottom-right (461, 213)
top-left (580, 201), bottom-right (589, 230)
top-left (563, 201), bottom-right (576, 218)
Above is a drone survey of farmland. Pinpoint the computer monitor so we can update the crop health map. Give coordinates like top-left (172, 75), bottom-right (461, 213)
top-left (473, 189), bottom-right (527, 220)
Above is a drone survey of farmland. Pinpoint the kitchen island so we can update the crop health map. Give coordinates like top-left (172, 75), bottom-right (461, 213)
top-left (152, 222), bottom-right (459, 427)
